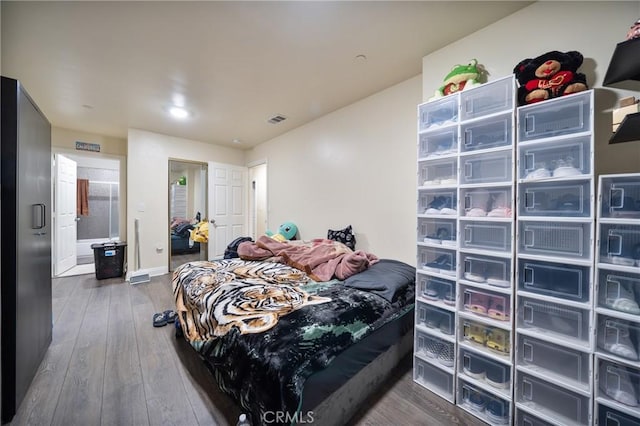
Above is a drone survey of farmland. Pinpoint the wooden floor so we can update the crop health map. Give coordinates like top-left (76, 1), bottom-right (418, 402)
top-left (10, 272), bottom-right (486, 426)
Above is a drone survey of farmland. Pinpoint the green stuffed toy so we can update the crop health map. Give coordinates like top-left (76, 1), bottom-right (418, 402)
top-left (430, 59), bottom-right (482, 101)
top-left (266, 221), bottom-right (298, 242)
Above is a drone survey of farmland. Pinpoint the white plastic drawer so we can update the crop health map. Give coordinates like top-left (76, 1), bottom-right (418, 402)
top-left (518, 296), bottom-right (591, 345)
top-left (518, 90), bottom-right (592, 142)
top-left (418, 126), bottom-right (458, 159)
top-left (600, 175), bottom-right (640, 219)
top-left (519, 135), bottom-right (591, 181)
top-left (597, 358), bottom-right (640, 410)
top-left (461, 318), bottom-right (511, 356)
top-left (460, 75), bottom-right (515, 121)
top-left (418, 158), bottom-right (457, 187)
top-left (418, 97), bottom-right (459, 132)
top-left (598, 404), bottom-right (640, 426)
top-left (460, 151), bottom-right (512, 185)
top-left (518, 259), bottom-right (590, 302)
top-left (518, 221), bottom-right (592, 260)
top-left (418, 190), bottom-right (457, 216)
top-left (597, 315), bottom-right (640, 362)
top-left (460, 112), bottom-right (513, 153)
top-left (460, 220), bottom-right (512, 253)
top-left (461, 253), bottom-right (511, 288)
top-left (599, 224), bottom-right (640, 268)
top-left (462, 286), bottom-right (510, 322)
top-left (516, 410), bottom-right (556, 426)
top-left (516, 372), bottom-right (591, 425)
top-left (597, 269), bottom-right (640, 317)
top-left (461, 187), bottom-right (512, 218)
top-left (418, 275), bottom-right (456, 306)
top-left (459, 381), bottom-right (511, 424)
top-left (415, 330), bottom-right (455, 367)
top-left (418, 246), bottom-right (456, 277)
top-left (517, 334), bottom-right (591, 388)
top-left (414, 356), bottom-right (454, 400)
top-left (416, 301), bottom-right (455, 336)
top-left (460, 348), bottom-right (511, 389)
top-left (519, 180), bottom-right (591, 217)
top-left (418, 218), bottom-right (456, 246)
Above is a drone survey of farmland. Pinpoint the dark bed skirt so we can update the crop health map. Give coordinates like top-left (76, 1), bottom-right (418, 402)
top-left (301, 307), bottom-right (415, 425)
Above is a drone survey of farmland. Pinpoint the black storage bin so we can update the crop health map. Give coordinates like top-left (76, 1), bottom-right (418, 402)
top-left (91, 242), bottom-right (126, 280)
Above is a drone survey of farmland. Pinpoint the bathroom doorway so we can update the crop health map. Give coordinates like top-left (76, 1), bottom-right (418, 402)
top-left (169, 160), bottom-right (208, 271)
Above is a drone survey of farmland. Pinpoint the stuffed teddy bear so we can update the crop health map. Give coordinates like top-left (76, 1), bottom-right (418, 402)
top-left (513, 50), bottom-right (588, 106)
top-left (429, 59), bottom-right (482, 101)
top-left (266, 221), bottom-right (298, 242)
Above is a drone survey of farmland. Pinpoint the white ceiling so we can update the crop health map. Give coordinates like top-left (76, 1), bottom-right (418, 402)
top-left (1, 1), bottom-right (531, 149)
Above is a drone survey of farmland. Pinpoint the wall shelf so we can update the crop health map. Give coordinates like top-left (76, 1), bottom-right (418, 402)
top-left (604, 37), bottom-right (640, 144)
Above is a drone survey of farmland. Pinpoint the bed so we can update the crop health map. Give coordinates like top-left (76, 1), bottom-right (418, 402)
top-left (170, 218), bottom-right (200, 254)
top-left (172, 237), bottom-right (415, 425)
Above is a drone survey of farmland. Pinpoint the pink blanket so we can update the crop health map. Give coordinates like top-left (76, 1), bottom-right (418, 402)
top-left (237, 236), bottom-right (378, 282)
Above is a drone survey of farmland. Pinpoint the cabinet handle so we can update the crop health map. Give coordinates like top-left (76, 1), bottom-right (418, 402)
top-left (524, 266), bottom-right (534, 285)
top-left (523, 304), bottom-right (533, 323)
top-left (32, 204), bottom-right (45, 229)
top-left (463, 354), bottom-right (471, 370)
top-left (524, 153), bottom-right (535, 171)
top-left (525, 115), bottom-right (535, 134)
top-left (464, 129), bottom-right (472, 146)
top-left (524, 230), bottom-right (535, 248)
top-left (607, 233), bottom-right (623, 256)
top-left (523, 342), bottom-right (533, 362)
top-left (609, 187), bottom-right (624, 209)
top-left (464, 162), bottom-right (473, 179)
top-left (464, 227), bottom-right (472, 244)
top-left (522, 379), bottom-right (533, 400)
top-left (524, 191), bottom-right (535, 209)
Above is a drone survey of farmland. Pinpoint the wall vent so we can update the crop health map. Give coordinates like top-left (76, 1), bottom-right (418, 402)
top-left (267, 114), bottom-right (287, 124)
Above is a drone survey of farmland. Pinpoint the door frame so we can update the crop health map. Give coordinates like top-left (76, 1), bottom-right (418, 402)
top-left (51, 148), bottom-right (126, 277)
top-left (248, 159), bottom-right (268, 241)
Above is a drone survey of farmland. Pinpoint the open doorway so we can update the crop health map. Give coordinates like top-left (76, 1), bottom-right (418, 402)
top-left (248, 162), bottom-right (268, 240)
top-left (169, 160), bottom-right (207, 271)
top-left (53, 151), bottom-right (123, 277)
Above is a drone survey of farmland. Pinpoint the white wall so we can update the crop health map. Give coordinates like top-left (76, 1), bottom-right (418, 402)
top-left (246, 76), bottom-right (422, 265)
top-left (127, 129), bottom-right (245, 276)
top-left (422, 1), bottom-right (640, 176)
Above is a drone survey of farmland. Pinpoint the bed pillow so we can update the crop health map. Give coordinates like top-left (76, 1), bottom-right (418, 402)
top-left (343, 259), bottom-right (415, 302)
top-left (327, 225), bottom-right (356, 250)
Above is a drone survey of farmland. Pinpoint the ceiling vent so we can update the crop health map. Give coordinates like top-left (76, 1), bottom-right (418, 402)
top-left (267, 114), bottom-right (287, 124)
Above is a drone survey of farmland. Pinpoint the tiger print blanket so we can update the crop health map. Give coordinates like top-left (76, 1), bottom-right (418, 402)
top-left (173, 259), bottom-right (414, 424)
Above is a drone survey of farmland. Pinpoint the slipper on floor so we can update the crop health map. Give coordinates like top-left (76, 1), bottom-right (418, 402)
top-left (164, 310), bottom-right (177, 323)
top-left (153, 311), bottom-right (168, 327)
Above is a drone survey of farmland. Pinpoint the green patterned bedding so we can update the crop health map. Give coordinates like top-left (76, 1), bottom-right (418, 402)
top-left (173, 259), bottom-right (415, 425)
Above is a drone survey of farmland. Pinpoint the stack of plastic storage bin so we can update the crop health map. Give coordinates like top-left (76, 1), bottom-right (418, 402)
top-left (594, 174), bottom-right (640, 426)
top-left (514, 90), bottom-right (595, 426)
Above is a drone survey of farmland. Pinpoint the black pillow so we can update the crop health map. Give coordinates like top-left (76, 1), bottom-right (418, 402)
top-left (343, 259), bottom-right (416, 302)
top-left (327, 225), bottom-right (356, 250)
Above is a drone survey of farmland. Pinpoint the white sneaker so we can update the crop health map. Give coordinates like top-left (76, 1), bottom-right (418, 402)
top-left (600, 365), bottom-right (639, 407)
top-left (553, 166), bottom-right (582, 177)
top-left (604, 280), bottom-right (640, 315)
top-left (599, 320), bottom-right (639, 360)
top-left (525, 168), bottom-right (551, 180)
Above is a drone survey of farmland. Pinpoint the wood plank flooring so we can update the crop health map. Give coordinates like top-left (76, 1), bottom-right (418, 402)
top-left (10, 272), bottom-right (486, 426)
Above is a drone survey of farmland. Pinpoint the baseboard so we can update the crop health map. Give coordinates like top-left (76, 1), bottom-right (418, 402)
top-left (126, 265), bottom-right (167, 283)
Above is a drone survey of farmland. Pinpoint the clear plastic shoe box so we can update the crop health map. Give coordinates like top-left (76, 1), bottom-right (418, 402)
top-left (596, 315), bottom-right (640, 362)
top-left (516, 371), bottom-right (592, 425)
top-left (418, 127), bottom-right (458, 159)
top-left (417, 274), bottom-right (456, 308)
top-left (518, 259), bottom-right (590, 302)
top-left (418, 218), bottom-right (456, 246)
top-left (416, 300), bottom-right (455, 337)
top-left (461, 187), bottom-right (512, 218)
top-left (516, 409), bottom-right (557, 426)
top-left (460, 253), bottom-right (511, 288)
top-left (518, 134), bottom-right (591, 181)
top-left (418, 157), bottom-right (458, 187)
top-left (460, 75), bottom-right (514, 121)
top-left (418, 96), bottom-right (459, 132)
top-left (459, 380), bottom-right (511, 425)
top-left (519, 180), bottom-right (592, 217)
top-left (459, 220), bottom-right (512, 253)
top-left (460, 112), bottom-right (513, 153)
top-left (517, 90), bottom-right (592, 142)
top-left (597, 269), bottom-right (640, 318)
top-left (597, 402), bottom-right (640, 426)
top-left (459, 151), bottom-right (512, 185)
top-left (418, 189), bottom-right (457, 216)
top-left (414, 329), bottom-right (456, 369)
top-left (459, 347), bottom-right (512, 395)
top-left (598, 224), bottom-right (640, 269)
top-left (414, 356), bottom-right (454, 402)
top-left (599, 174), bottom-right (640, 219)
top-left (461, 285), bottom-right (510, 322)
top-left (596, 357), bottom-right (640, 412)
top-left (418, 246), bottom-right (456, 277)
top-left (461, 318), bottom-right (511, 357)
top-left (516, 333), bottom-right (592, 392)
top-left (518, 220), bottom-right (592, 260)
top-left (517, 296), bottom-right (591, 348)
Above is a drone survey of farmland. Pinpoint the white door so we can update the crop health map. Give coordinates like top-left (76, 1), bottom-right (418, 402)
top-left (54, 154), bottom-right (77, 275)
top-left (208, 162), bottom-right (248, 260)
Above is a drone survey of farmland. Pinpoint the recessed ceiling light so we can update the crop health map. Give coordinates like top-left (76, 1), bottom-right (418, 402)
top-left (232, 138), bottom-right (242, 144)
top-left (168, 106), bottom-right (190, 119)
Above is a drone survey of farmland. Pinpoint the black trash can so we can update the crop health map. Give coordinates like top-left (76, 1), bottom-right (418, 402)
top-left (91, 241), bottom-right (127, 280)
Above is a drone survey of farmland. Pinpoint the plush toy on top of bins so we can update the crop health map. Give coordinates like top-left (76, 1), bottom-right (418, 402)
top-left (429, 59), bottom-right (484, 101)
top-left (513, 50), bottom-right (588, 106)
